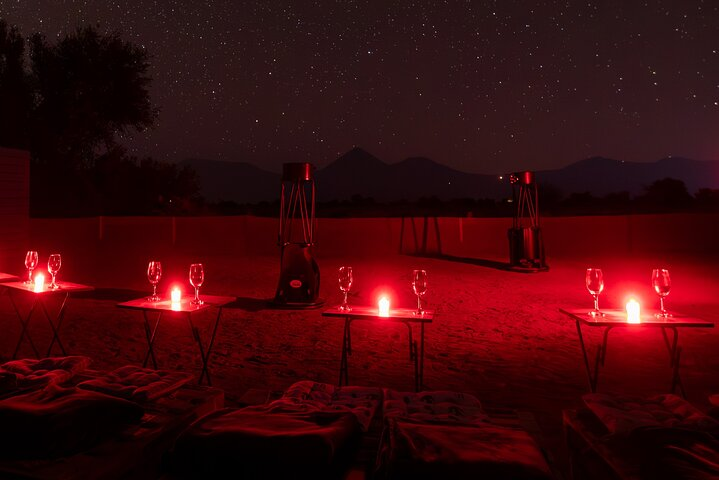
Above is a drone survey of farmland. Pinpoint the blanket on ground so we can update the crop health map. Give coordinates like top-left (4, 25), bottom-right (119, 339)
top-left (377, 389), bottom-right (552, 480)
top-left (583, 393), bottom-right (719, 436)
top-left (77, 365), bottom-right (193, 402)
top-left (0, 383), bottom-right (144, 459)
top-left (171, 405), bottom-right (360, 477)
top-left (379, 419), bottom-right (554, 480)
top-left (279, 380), bottom-right (382, 431)
top-left (0, 356), bottom-right (91, 392)
top-left (382, 388), bottom-right (487, 424)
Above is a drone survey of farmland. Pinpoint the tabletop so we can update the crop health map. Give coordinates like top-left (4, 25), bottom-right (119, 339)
top-left (0, 272), bottom-right (19, 282)
top-left (1, 280), bottom-right (94, 295)
top-left (322, 305), bottom-right (434, 322)
top-left (560, 308), bottom-right (714, 328)
top-left (117, 294), bottom-right (236, 313)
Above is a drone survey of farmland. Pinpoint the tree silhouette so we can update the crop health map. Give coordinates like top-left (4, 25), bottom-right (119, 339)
top-left (29, 26), bottom-right (155, 171)
top-left (0, 20), bottom-right (32, 149)
top-left (635, 177), bottom-right (694, 212)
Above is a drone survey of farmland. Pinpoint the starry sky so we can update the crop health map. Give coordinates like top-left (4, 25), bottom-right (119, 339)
top-left (1, 1), bottom-right (718, 173)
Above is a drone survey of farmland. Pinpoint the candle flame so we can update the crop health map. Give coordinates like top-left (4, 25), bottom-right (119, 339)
top-left (34, 273), bottom-right (45, 292)
top-left (626, 298), bottom-right (640, 324)
top-left (378, 296), bottom-right (390, 317)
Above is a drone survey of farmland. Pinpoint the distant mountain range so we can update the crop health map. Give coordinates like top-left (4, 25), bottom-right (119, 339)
top-left (184, 148), bottom-right (719, 203)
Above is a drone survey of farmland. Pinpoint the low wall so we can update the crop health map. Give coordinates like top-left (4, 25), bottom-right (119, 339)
top-left (21, 213), bottom-right (718, 287)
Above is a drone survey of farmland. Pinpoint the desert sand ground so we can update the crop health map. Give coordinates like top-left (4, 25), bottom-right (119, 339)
top-left (1, 214), bottom-right (718, 475)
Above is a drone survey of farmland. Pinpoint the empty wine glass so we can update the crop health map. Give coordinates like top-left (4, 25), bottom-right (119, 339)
top-left (652, 268), bottom-right (672, 317)
top-left (24, 250), bottom-right (38, 284)
top-left (586, 268), bottom-right (604, 316)
top-left (48, 254), bottom-right (62, 290)
top-left (189, 263), bottom-right (204, 305)
top-left (338, 266), bottom-right (353, 311)
top-left (412, 269), bottom-right (428, 315)
top-left (147, 261), bottom-right (162, 301)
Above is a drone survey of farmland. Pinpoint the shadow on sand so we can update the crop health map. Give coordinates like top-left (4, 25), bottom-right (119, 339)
top-left (412, 253), bottom-right (514, 272)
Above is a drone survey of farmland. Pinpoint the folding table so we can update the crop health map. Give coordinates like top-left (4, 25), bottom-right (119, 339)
top-left (560, 307), bottom-right (713, 397)
top-left (117, 295), bottom-right (235, 386)
top-left (1, 280), bottom-right (94, 359)
top-left (322, 305), bottom-right (433, 391)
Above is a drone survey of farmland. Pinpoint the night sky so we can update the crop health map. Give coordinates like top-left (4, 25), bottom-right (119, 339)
top-left (2, 1), bottom-right (718, 173)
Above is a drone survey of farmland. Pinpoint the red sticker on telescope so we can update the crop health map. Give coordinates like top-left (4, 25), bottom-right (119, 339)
top-left (290, 280), bottom-right (302, 288)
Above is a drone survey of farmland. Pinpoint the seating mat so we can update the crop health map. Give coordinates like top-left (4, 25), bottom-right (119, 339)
top-left (77, 365), bottom-right (194, 402)
top-left (583, 393), bottom-right (719, 436)
top-left (382, 388), bottom-right (487, 424)
top-left (0, 382), bottom-right (143, 459)
top-left (379, 419), bottom-right (554, 480)
top-left (376, 389), bottom-right (552, 479)
top-left (0, 356), bottom-right (91, 393)
top-left (169, 381), bottom-right (383, 478)
top-left (0, 383), bottom-right (223, 480)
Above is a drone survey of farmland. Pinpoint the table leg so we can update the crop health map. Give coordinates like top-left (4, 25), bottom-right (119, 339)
top-left (404, 322), bottom-right (420, 391)
top-left (662, 327), bottom-right (685, 397)
top-left (200, 307), bottom-right (224, 386)
top-left (339, 318), bottom-right (350, 386)
top-left (575, 320), bottom-right (594, 392)
top-left (9, 293), bottom-right (40, 359)
top-left (41, 293), bottom-right (70, 356)
top-left (406, 323), bottom-right (414, 361)
top-left (419, 322), bottom-right (425, 391)
top-left (575, 321), bottom-right (613, 393)
top-left (142, 311), bottom-right (161, 369)
top-left (187, 310), bottom-right (221, 386)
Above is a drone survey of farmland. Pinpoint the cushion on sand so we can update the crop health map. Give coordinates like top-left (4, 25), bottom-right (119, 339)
top-left (77, 365), bottom-right (194, 402)
top-left (583, 393), bottom-right (719, 436)
top-left (279, 380), bottom-right (382, 431)
top-left (171, 405), bottom-right (361, 477)
top-left (378, 419), bottom-right (553, 480)
top-left (0, 383), bottom-right (144, 459)
top-left (382, 388), bottom-right (487, 424)
top-left (0, 356), bottom-right (91, 389)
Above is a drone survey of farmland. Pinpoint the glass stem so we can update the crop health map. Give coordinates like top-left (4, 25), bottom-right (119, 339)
top-left (51, 273), bottom-right (56, 287)
top-left (28, 268), bottom-right (33, 283)
top-left (660, 297), bottom-right (665, 314)
top-left (593, 295), bottom-right (599, 311)
top-left (195, 287), bottom-right (200, 302)
top-left (153, 284), bottom-right (157, 298)
top-left (417, 295), bottom-right (422, 312)
top-left (343, 291), bottom-right (348, 307)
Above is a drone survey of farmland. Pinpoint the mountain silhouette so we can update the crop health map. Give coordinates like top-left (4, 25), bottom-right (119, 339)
top-left (537, 156), bottom-right (719, 197)
top-left (186, 150), bottom-right (719, 203)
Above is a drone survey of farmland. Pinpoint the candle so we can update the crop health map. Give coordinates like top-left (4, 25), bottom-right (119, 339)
top-left (171, 288), bottom-right (182, 303)
top-left (34, 273), bottom-right (45, 292)
top-left (378, 296), bottom-right (390, 317)
top-left (626, 298), bottom-right (640, 324)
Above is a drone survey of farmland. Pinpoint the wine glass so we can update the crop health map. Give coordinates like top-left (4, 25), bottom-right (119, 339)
top-left (147, 261), bottom-right (162, 301)
top-left (585, 268), bottom-right (604, 316)
top-left (24, 250), bottom-right (38, 284)
top-left (338, 266), bottom-right (353, 311)
top-left (412, 269), bottom-right (428, 315)
top-left (652, 268), bottom-right (672, 317)
top-left (47, 254), bottom-right (62, 290)
top-left (189, 263), bottom-right (204, 305)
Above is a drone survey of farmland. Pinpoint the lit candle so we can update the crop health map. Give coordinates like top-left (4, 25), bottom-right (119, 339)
top-left (34, 273), bottom-right (45, 292)
top-left (626, 298), bottom-right (640, 324)
top-left (171, 287), bottom-right (181, 303)
top-left (378, 296), bottom-right (390, 317)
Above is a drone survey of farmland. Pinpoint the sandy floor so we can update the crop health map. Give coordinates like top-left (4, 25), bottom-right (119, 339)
top-left (2, 217), bottom-right (719, 476)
